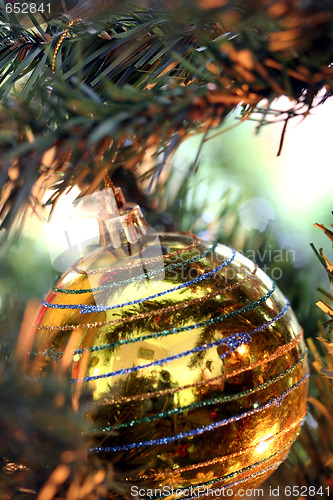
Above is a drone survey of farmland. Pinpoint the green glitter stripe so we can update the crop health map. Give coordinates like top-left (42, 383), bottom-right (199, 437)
top-left (53, 241), bottom-right (219, 294)
top-left (89, 372), bottom-right (307, 451)
top-left (132, 414), bottom-right (305, 482)
top-left (36, 265), bottom-right (258, 332)
top-left (91, 352), bottom-right (307, 433)
top-left (66, 282), bottom-right (276, 357)
top-left (38, 282), bottom-right (276, 363)
top-left (93, 331), bottom-right (303, 407)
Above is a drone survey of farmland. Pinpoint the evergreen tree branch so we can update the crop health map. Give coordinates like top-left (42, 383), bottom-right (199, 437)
top-left (1, 0), bottom-right (333, 232)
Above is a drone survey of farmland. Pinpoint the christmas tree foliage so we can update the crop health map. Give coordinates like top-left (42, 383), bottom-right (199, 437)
top-left (0, 0), bottom-right (333, 230)
top-left (0, 0), bottom-right (333, 498)
top-left (262, 222), bottom-right (333, 499)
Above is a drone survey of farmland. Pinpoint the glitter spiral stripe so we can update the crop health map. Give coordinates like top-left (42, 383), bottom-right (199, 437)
top-left (71, 303), bottom-right (289, 384)
top-left (92, 353), bottom-right (307, 433)
top-left (36, 265), bottom-right (258, 332)
top-left (89, 374), bottom-right (309, 453)
top-left (130, 413), bottom-right (305, 481)
top-left (183, 462), bottom-right (283, 500)
top-left (162, 462), bottom-right (283, 500)
top-left (199, 463), bottom-right (282, 500)
top-left (55, 280), bottom-right (276, 358)
top-left (155, 463), bottom-right (283, 500)
top-left (150, 438), bottom-right (297, 500)
top-left (74, 233), bottom-right (200, 275)
top-left (42, 248), bottom-right (237, 313)
top-left (53, 240), bottom-right (218, 294)
top-left (97, 331), bottom-right (303, 407)
top-left (72, 333), bottom-right (249, 383)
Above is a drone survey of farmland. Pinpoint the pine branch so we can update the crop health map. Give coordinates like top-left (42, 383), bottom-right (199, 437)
top-left (312, 221), bottom-right (333, 286)
top-left (1, 1), bottom-right (333, 231)
top-left (0, 2), bottom-right (222, 99)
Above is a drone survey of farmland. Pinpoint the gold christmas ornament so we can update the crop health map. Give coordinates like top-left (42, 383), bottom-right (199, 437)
top-left (33, 188), bottom-right (308, 499)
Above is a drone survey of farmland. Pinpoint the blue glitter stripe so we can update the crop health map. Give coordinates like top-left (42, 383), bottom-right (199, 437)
top-left (71, 303), bottom-right (289, 384)
top-left (93, 353), bottom-right (307, 432)
top-left (72, 333), bottom-right (249, 383)
top-left (39, 281), bottom-right (273, 359)
top-left (53, 242), bottom-right (218, 294)
top-left (42, 248), bottom-right (237, 313)
top-left (98, 330), bottom-right (303, 407)
top-left (89, 373), bottom-right (309, 453)
top-left (70, 282), bottom-right (276, 355)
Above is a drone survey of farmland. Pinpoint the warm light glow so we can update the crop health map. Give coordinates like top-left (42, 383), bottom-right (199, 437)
top-left (256, 439), bottom-right (270, 454)
top-left (44, 186), bottom-right (101, 272)
top-left (237, 344), bottom-right (248, 355)
top-left (4, 462), bottom-right (27, 472)
top-left (61, 271), bottom-right (78, 286)
top-left (255, 423), bottom-right (280, 455)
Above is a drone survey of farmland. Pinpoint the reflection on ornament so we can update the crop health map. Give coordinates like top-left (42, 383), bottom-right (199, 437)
top-left (256, 436), bottom-right (273, 455)
top-left (32, 191), bottom-right (308, 499)
top-left (236, 344), bottom-right (248, 356)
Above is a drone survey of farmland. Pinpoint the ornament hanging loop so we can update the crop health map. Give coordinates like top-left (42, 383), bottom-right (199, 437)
top-left (51, 18), bottom-right (82, 74)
